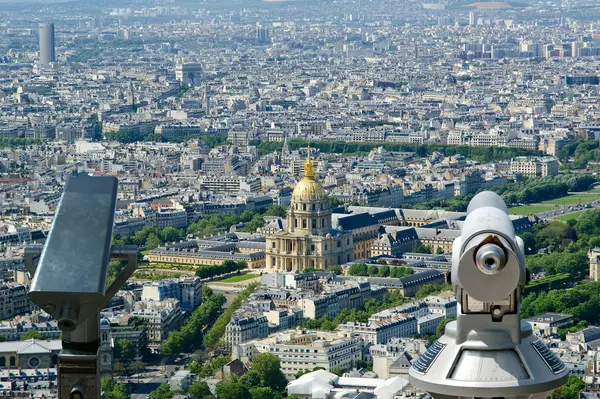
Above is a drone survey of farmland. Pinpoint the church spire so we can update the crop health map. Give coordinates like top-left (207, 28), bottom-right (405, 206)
top-left (304, 144), bottom-right (314, 179)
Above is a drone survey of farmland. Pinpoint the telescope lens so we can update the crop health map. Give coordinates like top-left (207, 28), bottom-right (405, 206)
top-left (475, 244), bottom-right (506, 274)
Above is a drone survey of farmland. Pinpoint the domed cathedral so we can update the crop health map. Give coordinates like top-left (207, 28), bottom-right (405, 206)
top-left (265, 152), bottom-right (354, 272)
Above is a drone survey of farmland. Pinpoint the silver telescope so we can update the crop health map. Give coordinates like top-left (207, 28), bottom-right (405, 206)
top-left (25, 173), bottom-right (138, 399)
top-left (409, 191), bottom-right (568, 399)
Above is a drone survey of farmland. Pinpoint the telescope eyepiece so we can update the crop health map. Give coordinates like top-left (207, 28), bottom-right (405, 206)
top-left (475, 243), bottom-right (506, 275)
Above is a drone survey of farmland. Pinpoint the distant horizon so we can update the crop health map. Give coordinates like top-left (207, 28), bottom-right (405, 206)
top-left (0, 0), bottom-right (75, 3)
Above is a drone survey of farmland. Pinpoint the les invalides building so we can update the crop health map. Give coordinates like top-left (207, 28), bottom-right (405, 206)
top-left (265, 153), bottom-right (354, 272)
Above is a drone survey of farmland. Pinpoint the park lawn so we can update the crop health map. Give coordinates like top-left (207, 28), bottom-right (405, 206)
top-left (508, 205), bottom-right (554, 215)
top-left (588, 187), bottom-right (600, 193)
top-left (541, 194), bottom-right (598, 206)
top-left (220, 273), bottom-right (259, 283)
top-left (555, 210), bottom-right (586, 222)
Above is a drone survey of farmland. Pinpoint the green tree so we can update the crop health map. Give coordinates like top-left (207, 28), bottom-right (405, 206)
top-left (519, 231), bottom-right (537, 254)
top-left (331, 366), bottom-right (343, 376)
top-left (149, 383), bottom-right (173, 399)
top-left (377, 265), bottom-right (390, 277)
top-left (161, 293), bottom-right (226, 354)
top-left (414, 245), bottom-right (433, 254)
top-left (250, 353), bottom-right (288, 392)
top-left (102, 376), bottom-right (115, 394)
top-left (551, 375), bottom-right (584, 399)
top-left (21, 330), bottom-right (43, 340)
top-left (348, 263), bottom-right (368, 276)
top-left (328, 196), bottom-right (345, 207)
top-left (240, 370), bottom-right (262, 387)
top-left (189, 381), bottom-right (211, 399)
top-left (146, 233), bottom-right (162, 250)
top-left (202, 285), bottom-right (214, 301)
top-left (112, 383), bottom-right (131, 399)
top-left (203, 283), bottom-right (258, 350)
top-left (434, 318), bottom-right (454, 340)
top-left (288, 395), bottom-right (299, 399)
top-left (215, 380), bottom-right (251, 399)
top-left (131, 360), bottom-right (145, 375)
top-left (264, 205), bottom-right (287, 218)
top-left (249, 387), bottom-right (279, 399)
top-left (161, 227), bottom-right (182, 243)
top-left (113, 360), bottom-right (125, 375)
top-left (415, 283), bottom-right (452, 299)
top-left (367, 265), bottom-right (379, 276)
top-left (114, 339), bottom-right (136, 365)
top-left (435, 247), bottom-right (444, 255)
top-left (112, 233), bottom-right (129, 245)
top-left (107, 260), bottom-right (127, 285)
top-left (326, 265), bottom-right (343, 275)
top-left (102, 377), bottom-right (131, 399)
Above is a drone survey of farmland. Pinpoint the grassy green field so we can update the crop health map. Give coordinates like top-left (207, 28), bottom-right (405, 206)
top-left (541, 194), bottom-right (598, 206)
top-left (589, 187), bottom-right (600, 193)
top-left (508, 205), bottom-right (554, 215)
top-left (555, 210), bottom-right (588, 222)
top-left (220, 273), bottom-right (259, 283)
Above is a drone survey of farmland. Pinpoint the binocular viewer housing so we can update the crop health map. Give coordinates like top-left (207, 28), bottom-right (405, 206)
top-left (26, 174), bottom-right (137, 341)
top-left (409, 192), bottom-right (568, 399)
top-left (25, 174), bottom-right (139, 399)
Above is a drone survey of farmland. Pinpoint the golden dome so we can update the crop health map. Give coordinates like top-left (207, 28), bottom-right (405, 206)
top-left (291, 149), bottom-right (326, 202)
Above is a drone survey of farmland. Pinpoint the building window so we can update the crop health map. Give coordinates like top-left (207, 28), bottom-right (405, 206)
top-left (311, 245), bottom-right (315, 251)
top-left (337, 241), bottom-right (341, 247)
top-left (295, 219), bottom-right (298, 228)
top-left (302, 219), bottom-right (307, 228)
top-left (312, 204), bottom-right (316, 211)
top-left (303, 204), bottom-right (306, 211)
top-left (325, 244), bottom-right (328, 250)
top-left (312, 219), bottom-right (317, 229)
top-left (9, 357), bottom-right (15, 367)
top-left (321, 219), bottom-right (325, 228)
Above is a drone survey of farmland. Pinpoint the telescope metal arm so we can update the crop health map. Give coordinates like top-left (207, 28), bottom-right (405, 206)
top-left (25, 244), bottom-right (139, 311)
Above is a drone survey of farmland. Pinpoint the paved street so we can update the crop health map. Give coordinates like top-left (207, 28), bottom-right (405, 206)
top-left (533, 198), bottom-right (600, 221)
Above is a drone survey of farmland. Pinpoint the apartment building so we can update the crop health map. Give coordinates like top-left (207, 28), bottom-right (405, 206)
top-left (297, 282), bottom-right (385, 319)
top-left (132, 298), bottom-right (184, 353)
top-left (200, 176), bottom-right (262, 194)
top-left (338, 316), bottom-right (418, 344)
top-left (369, 337), bottom-right (428, 379)
top-left (510, 156), bottom-right (559, 177)
top-left (141, 277), bottom-right (202, 312)
top-left (232, 330), bottom-right (364, 379)
top-left (225, 314), bottom-right (269, 349)
top-left (589, 247), bottom-right (600, 282)
top-left (263, 308), bottom-right (304, 331)
top-left (0, 283), bottom-right (31, 320)
top-left (370, 228), bottom-right (419, 256)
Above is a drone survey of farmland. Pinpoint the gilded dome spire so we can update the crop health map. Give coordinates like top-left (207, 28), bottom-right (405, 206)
top-left (291, 144), bottom-right (326, 202)
top-left (304, 145), bottom-right (314, 179)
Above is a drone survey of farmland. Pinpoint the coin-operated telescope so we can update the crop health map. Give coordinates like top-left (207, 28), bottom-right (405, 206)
top-left (25, 174), bottom-right (138, 399)
top-left (409, 191), bottom-right (568, 399)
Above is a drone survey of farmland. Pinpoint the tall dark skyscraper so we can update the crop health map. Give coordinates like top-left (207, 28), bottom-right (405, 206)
top-left (39, 23), bottom-right (56, 67)
top-left (256, 26), bottom-right (270, 44)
